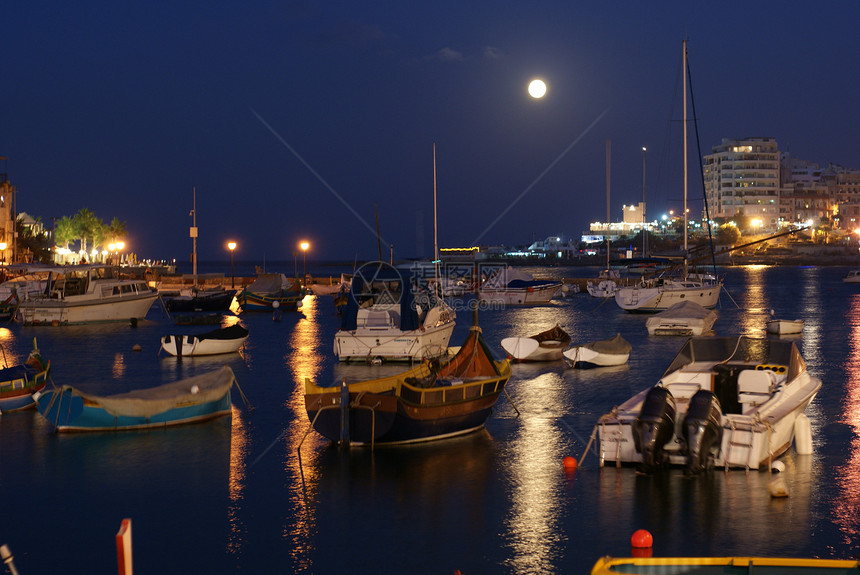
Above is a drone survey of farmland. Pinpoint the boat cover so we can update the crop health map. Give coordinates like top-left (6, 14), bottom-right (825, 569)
top-left (194, 324), bottom-right (249, 341)
top-left (56, 365), bottom-right (236, 418)
top-left (583, 333), bottom-right (632, 354)
top-left (650, 300), bottom-right (715, 320)
top-left (340, 264), bottom-right (420, 332)
top-left (245, 273), bottom-right (293, 293)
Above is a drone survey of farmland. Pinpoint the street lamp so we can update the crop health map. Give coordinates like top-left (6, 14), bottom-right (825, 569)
top-left (300, 241), bottom-right (309, 281)
top-left (227, 241), bottom-right (237, 288)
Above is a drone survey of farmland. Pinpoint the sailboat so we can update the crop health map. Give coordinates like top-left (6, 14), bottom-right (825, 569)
top-left (161, 188), bottom-right (237, 313)
top-left (333, 145), bottom-right (456, 362)
top-left (614, 41), bottom-right (722, 312)
top-left (587, 140), bottom-right (620, 298)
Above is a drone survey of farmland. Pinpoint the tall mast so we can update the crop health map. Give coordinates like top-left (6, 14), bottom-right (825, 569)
top-left (605, 139), bottom-right (611, 272)
top-left (191, 187), bottom-right (198, 283)
top-left (682, 39), bottom-right (688, 276)
top-left (433, 143), bottom-right (439, 287)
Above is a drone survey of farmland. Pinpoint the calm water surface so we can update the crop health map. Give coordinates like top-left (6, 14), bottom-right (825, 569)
top-left (1, 265), bottom-right (859, 574)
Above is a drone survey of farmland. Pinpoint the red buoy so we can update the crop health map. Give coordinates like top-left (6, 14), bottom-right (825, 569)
top-left (563, 456), bottom-right (578, 470)
top-left (631, 529), bottom-right (653, 548)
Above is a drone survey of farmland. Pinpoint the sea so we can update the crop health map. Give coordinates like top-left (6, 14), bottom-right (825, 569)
top-left (1, 263), bottom-right (859, 574)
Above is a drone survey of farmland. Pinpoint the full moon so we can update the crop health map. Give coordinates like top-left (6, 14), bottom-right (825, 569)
top-left (528, 79), bottom-right (547, 99)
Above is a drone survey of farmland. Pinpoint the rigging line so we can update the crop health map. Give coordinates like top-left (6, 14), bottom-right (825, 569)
top-left (470, 107), bottom-right (610, 246)
top-left (686, 52), bottom-right (719, 276)
top-left (250, 107), bottom-right (391, 249)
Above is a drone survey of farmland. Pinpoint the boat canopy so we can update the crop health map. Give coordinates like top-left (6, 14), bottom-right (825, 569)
top-left (438, 325), bottom-right (501, 379)
top-left (583, 333), bottom-right (632, 355)
top-left (340, 265), bottom-right (421, 332)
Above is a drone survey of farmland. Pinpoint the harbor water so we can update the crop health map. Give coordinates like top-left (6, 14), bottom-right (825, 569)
top-left (1, 264), bottom-right (858, 574)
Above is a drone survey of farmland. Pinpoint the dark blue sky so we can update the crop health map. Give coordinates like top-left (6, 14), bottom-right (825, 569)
top-left (3, 2), bottom-right (858, 264)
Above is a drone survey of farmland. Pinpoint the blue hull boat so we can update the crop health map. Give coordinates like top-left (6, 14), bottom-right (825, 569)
top-left (35, 366), bottom-right (236, 432)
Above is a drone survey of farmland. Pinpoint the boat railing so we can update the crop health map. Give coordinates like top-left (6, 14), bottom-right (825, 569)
top-left (400, 375), bottom-right (506, 406)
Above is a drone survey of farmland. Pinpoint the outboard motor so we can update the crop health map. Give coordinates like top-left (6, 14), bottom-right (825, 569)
top-left (633, 386), bottom-right (676, 473)
top-left (682, 389), bottom-right (723, 474)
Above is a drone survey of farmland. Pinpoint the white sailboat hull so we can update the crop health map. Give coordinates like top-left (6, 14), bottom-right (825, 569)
top-left (614, 280), bottom-right (721, 312)
top-left (20, 292), bottom-right (158, 325)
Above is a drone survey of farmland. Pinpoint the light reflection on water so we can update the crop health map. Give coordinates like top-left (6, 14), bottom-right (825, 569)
top-left (832, 293), bottom-right (860, 545)
top-left (502, 367), bottom-right (569, 573)
top-left (5, 266), bottom-right (860, 573)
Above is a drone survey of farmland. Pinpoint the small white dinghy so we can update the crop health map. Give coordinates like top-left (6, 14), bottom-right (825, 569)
top-left (500, 324), bottom-right (571, 362)
top-left (563, 333), bottom-right (631, 368)
top-left (160, 324), bottom-right (249, 357)
top-left (767, 318), bottom-right (804, 335)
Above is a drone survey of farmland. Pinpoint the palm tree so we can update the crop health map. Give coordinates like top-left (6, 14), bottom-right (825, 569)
top-left (72, 208), bottom-right (101, 257)
top-left (53, 216), bottom-right (75, 250)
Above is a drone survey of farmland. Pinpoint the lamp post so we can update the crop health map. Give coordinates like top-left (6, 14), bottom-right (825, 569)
top-left (227, 242), bottom-right (237, 288)
top-left (300, 241), bottom-right (309, 282)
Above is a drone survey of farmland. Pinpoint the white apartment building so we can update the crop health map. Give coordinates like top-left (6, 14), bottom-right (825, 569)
top-left (703, 137), bottom-right (781, 230)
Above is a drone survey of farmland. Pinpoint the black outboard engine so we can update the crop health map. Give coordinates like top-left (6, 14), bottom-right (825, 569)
top-left (633, 386), bottom-right (676, 473)
top-left (682, 389), bottom-right (723, 474)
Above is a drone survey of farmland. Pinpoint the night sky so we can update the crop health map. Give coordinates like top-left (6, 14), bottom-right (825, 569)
top-left (3, 2), bottom-right (858, 264)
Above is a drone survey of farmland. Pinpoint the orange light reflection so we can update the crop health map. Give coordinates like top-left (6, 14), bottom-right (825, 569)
top-left (281, 294), bottom-right (325, 567)
top-left (832, 293), bottom-right (860, 543)
top-left (226, 404), bottom-right (249, 555)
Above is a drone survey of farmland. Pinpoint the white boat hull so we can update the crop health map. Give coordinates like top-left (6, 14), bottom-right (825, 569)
top-left (563, 345), bottom-right (629, 368)
top-left (160, 334), bottom-right (248, 357)
top-left (766, 319), bottom-right (803, 335)
top-left (614, 280), bottom-right (722, 312)
top-left (334, 320), bottom-right (455, 362)
top-left (586, 280), bottom-right (617, 298)
top-left (595, 337), bottom-right (821, 470)
top-left (19, 293), bottom-right (158, 325)
top-left (478, 284), bottom-right (560, 306)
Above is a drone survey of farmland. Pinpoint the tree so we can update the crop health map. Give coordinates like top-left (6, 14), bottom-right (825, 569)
top-left (71, 208), bottom-right (102, 255)
top-left (16, 215), bottom-right (53, 264)
top-left (53, 216), bottom-right (75, 249)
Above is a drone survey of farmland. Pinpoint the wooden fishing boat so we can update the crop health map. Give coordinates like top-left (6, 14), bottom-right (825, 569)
top-left (0, 339), bottom-right (50, 413)
top-left (590, 556), bottom-right (860, 574)
top-left (237, 273), bottom-right (303, 311)
top-left (35, 365), bottom-right (237, 432)
top-left (593, 335), bottom-right (821, 472)
top-left (159, 324), bottom-right (249, 357)
top-left (305, 312), bottom-right (511, 446)
top-left (501, 324), bottom-right (571, 362)
top-left (563, 333), bottom-right (631, 368)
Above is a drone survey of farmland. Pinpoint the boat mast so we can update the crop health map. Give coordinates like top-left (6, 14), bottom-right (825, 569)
top-left (191, 187), bottom-right (198, 284)
top-left (433, 143), bottom-right (439, 290)
top-left (682, 39), bottom-right (688, 277)
top-left (605, 139), bottom-right (610, 273)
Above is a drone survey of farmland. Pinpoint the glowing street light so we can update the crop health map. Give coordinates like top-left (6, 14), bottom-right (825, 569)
top-left (227, 241), bottom-right (237, 288)
top-left (300, 241), bottom-right (310, 281)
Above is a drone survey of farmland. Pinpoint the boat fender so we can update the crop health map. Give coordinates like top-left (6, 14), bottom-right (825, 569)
top-left (794, 413), bottom-right (813, 455)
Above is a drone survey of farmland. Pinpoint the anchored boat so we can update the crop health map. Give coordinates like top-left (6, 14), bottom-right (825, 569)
top-left (594, 335), bottom-right (821, 472)
top-left (306, 311), bottom-right (510, 446)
